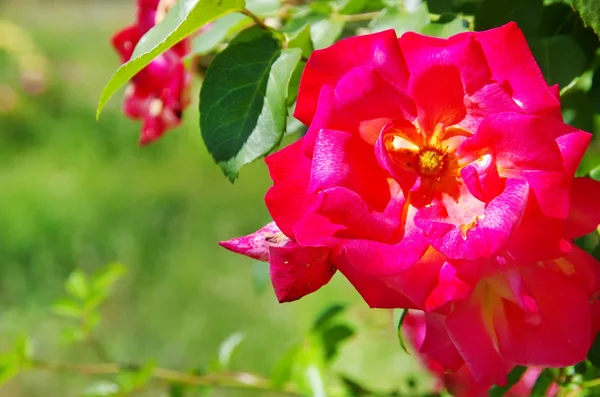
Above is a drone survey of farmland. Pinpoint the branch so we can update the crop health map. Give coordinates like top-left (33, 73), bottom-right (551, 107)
top-left (30, 359), bottom-right (300, 396)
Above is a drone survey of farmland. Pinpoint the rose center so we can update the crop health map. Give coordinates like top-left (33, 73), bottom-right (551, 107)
top-left (418, 149), bottom-right (445, 176)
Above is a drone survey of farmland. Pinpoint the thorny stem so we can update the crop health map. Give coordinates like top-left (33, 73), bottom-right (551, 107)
top-left (30, 359), bottom-right (301, 396)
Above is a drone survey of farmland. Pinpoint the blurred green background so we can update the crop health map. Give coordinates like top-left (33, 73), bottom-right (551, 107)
top-left (0, 1), bottom-right (424, 396)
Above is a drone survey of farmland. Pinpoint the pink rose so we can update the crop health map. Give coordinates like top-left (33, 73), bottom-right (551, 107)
top-left (221, 23), bottom-right (600, 385)
top-left (112, 0), bottom-right (191, 145)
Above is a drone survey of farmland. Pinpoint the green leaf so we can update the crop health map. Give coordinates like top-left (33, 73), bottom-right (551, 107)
top-left (488, 366), bottom-right (527, 397)
top-left (65, 269), bottom-right (90, 300)
top-left (271, 344), bottom-right (301, 389)
top-left (530, 35), bottom-right (586, 87)
top-left (61, 327), bottom-right (86, 344)
top-left (530, 369), bottom-right (555, 397)
top-left (192, 13), bottom-right (248, 55)
top-left (311, 18), bottom-right (345, 49)
top-left (118, 360), bottom-right (156, 393)
top-left (246, 0), bottom-right (280, 14)
top-left (339, 0), bottom-right (368, 14)
top-left (590, 165), bottom-right (600, 181)
top-left (394, 309), bottom-right (410, 354)
top-left (200, 27), bottom-right (302, 180)
top-left (369, 5), bottom-right (429, 35)
top-left (51, 299), bottom-right (82, 318)
top-left (572, 0), bottom-right (600, 37)
top-left (218, 332), bottom-right (245, 369)
top-left (287, 25), bottom-right (313, 59)
top-left (321, 324), bottom-right (354, 360)
top-left (474, 0), bottom-right (544, 34)
top-left (312, 303), bottom-right (347, 331)
top-left (92, 262), bottom-right (127, 293)
top-left (421, 16), bottom-right (469, 38)
top-left (97, 0), bottom-right (245, 118)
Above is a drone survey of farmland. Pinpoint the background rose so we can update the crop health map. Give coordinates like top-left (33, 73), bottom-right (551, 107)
top-left (111, 0), bottom-right (191, 144)
top-left (223, 23), bottom-right (600, 386)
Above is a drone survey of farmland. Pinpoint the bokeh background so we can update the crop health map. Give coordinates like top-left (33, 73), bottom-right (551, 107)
top-left (0, 1), bottom-right (429, 396)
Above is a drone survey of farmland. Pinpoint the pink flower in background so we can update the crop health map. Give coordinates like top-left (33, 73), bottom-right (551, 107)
top-left (112, 0), bottom-right (191, 145)
top-left (221, 22), bottom-right (600, 385)
top-left (402, 311), bottom-right (559, 397)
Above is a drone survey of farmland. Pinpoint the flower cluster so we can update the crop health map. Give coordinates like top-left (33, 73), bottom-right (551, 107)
top-left (221, 23), bottom-right (600, 387)
top-left (112, 0), bottom-right (190, 145)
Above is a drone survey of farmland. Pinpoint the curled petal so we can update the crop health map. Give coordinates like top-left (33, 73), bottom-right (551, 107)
top-left (220, 222), bottom-right (335, 303)
top-left (493, 265), bottom-right (593, 367)
top-left (565, 177), bottom-right (600, 239)
top-left (295, 30), bottom-right (409, 125)
top-left (266, 140), bottom-right (317, 239)
top-left (460, 153), bottom-right (503, 202)
top-left (446, 295), bottom-right (508, 386)
top-left (269, 243), bottom-right (335, 303)
top-left (474, 22), bottom-right (561, 117)
top-left (309, 129), bottom-right (393, 211)
top-left (409, 64), bottom-right (467, 133)
top-left (425, 262), bottom-right (472, 312)
top-left (460, 113), bottom-right (568, 218)
top-left (219, 222), bottom-right (282, 261)
top-left (415, 179), bottom-right (529, 260)
top-left (399, 31), bottom-right (491, 94)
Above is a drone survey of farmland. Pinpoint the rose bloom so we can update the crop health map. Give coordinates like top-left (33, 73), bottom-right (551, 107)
top-left (221, 23), bottom-right (600, 386)
top-left (402, 310), bottom-right (559, 396)
top-left (112, 0), bottom-right (191, 145)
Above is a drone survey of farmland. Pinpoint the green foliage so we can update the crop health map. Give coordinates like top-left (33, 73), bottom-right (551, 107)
top-left (488, 366), bottom-right (527, 397)
top-left (572, 0), bottom-right (600, 37)
top-left (530, 35), bottom-right (586, 87)
top-left (200, 26), bottom-right (301, 180)
top-left (475, 0), bottom-right (544, 34)
top-left (97, 0), bottom-right (245, 118)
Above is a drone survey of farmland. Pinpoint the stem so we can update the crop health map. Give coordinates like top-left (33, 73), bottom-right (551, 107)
top-left (583, 377), bottom-right (600, 389)
top-left (240, 8), bottom-right (272, 31)
top-left (336, 11), bottom-right (380, 23)
top-left (30, 359), bottom-right (300, 396)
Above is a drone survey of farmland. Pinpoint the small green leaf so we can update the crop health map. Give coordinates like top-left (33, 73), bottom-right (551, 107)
top-left (312, 303), bottom-right (347, 331)
top-left (97, 0), bottom-right (245, 118)
top-left (271, 344), bottom-right (301, 389)
top-left (287, 25), bottom-right (313, 59)
top-left (218, 332), bottom-right (245, 369)
top-left (338, 0), bottom-right (368, 15)
top-left (61, 327), bottom-right (86, 344)
top-left (589, 165), bottom-right (600, 181)
top-left (475, 0), bottom-right (544, 34)
top-left (200, 27), bottom-right (302, 180)
top-left (530, 35), bottom-right (586, 87)
top-left (394, 309), bottom-right (410, 354)
top-left (321, 324), bottom-right (354, 360)
top-left (530, 369), bottom-right (555, 397)
top-left (246, 0), bottom-right (280, 14)
top-left (311, 18), bottom-right (345, 49)
top-left (0, 360), bottom-right (18, 386)
top-left (488, 366), bottom-right (527, 397)
top-left (51, 299), bottom-right (82, 318)
top-left (65, 269), bottom-right (90, 300)
top-left (92, 262), bottom-right (127, 293)
top-left (192, 13), bottom-right (248, 55)
top-left (421, 16), bottom-right (469, 38)
top-left (572, 0), bottom-right (600, 37)
top-left (369, 5), bottom-right (429, 35)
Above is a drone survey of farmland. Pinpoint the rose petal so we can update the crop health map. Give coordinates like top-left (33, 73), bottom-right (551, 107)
top-left (295, 30), bottom-right (409, 125)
